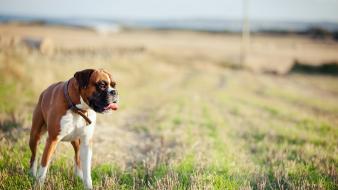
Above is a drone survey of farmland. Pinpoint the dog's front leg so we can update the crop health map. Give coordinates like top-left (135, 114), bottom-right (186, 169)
top-left (80, 137), bottom-right (93, 189)
top-left (36, 137), bottom-right (58, 186)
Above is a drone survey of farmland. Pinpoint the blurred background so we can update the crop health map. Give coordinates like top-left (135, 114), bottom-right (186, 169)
top-left (0, 0), bottom-right (337, 189)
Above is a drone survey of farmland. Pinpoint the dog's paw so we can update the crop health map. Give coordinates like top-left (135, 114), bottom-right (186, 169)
top-left (85, 183), bottom-right (93, 190)
top-left (74, 167), bottom-right (83, 180)
top-left (33, 177), bottom-right (45, 190)
top-left (29, 161), bottom-right (38, 177)
top-left (28, 168), bottom-right (37, 178)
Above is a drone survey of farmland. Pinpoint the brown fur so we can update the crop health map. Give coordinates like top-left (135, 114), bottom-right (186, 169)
top-left (29, 69), bottom-right (115, 169)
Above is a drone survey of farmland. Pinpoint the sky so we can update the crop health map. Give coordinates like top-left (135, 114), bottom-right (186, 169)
top-left (0, 0), bottom-right (338, 22)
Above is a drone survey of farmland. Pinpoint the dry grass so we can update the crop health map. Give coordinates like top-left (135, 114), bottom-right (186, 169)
top-left (0, 25), bottom-right (338, 189)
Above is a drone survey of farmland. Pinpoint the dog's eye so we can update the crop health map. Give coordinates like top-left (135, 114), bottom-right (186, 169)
top-left (96, 81), bottom-right (108, 90)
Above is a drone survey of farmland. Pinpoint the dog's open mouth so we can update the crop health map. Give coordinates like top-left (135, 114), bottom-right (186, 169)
top-left (104, 103), bottom-right (118, 111)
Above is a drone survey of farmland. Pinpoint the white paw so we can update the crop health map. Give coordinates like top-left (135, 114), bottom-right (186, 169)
top-left (75, 167), bottom-right (83, 180)
top-left (29, 167), bottom-right (37, 178)
top-left (84, 178), bottom-right (93, 189)
top-left (85, 182), bottom-right (93, 190)
top-left (35, 176), bottom-right (46, 189)
top-left (29, 160), bottom-right (37, 177)
top-left (36, 166), bottom-right (47, 185)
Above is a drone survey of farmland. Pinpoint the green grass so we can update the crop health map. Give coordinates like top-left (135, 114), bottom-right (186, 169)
top-left (1, 38), bottom-right (338, 189)
top-left (0, 137), bottom-right (247, 190)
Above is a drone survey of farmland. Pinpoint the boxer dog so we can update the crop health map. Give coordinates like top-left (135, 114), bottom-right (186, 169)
top-left (28, 69), bottom-right (118, 189)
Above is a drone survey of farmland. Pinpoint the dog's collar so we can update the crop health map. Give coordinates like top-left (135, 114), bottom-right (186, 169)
top-left (64, 80), bottom-right (92, 124)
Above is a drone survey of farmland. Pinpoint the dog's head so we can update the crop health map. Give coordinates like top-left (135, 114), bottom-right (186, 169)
top-left (74, 69), bottom-right (118, 113)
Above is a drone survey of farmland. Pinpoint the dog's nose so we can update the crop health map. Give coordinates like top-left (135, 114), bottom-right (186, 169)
top-left (110, 89), bottom-right (117, 96)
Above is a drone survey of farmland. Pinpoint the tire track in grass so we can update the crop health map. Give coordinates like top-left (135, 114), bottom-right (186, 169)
top-left (155, 95), bottom-right (250, 189)
top-left (255, 74), bottom-right (338, 125)
top-left (213, 80), bottom-right (337, 189)
top-left (164, 69), bottom-right (256, 189)
top-left (199, 101), bottom-right (257, 189)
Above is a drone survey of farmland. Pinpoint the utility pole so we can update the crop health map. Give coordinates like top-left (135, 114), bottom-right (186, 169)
top-left (240, 0), bottom-right (250, 66)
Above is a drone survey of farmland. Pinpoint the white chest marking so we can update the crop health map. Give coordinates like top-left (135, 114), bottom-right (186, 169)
top-left (58, 109), bottom-right (96, 142)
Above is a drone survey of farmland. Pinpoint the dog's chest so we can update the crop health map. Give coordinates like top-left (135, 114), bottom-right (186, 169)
top-left (58, 110), bottom-right (96, 141)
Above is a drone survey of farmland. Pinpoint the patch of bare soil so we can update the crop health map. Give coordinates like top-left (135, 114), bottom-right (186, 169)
top-left (93, 107), bottom-right (181, 170)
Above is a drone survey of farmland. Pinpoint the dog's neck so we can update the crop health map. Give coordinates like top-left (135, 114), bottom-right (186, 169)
top-left (67, 78), bottom-right (90, 111)
top-left (65, 78), bottom-right (93, 124)
top-left (67, 78), bottom-right (81, 106)
top-left (77, 96), bottom-right (90, 110)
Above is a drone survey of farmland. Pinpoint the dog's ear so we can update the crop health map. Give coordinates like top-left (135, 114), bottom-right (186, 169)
top-left (74, 69), bottom-right (95, 89)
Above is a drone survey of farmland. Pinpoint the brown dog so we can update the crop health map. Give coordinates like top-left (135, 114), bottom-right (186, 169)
top-left (29, 69), bottom-right (118, 189)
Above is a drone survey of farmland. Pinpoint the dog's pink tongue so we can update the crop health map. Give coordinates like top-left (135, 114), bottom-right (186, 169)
top-left (105, 103), bottom-right (118, 111)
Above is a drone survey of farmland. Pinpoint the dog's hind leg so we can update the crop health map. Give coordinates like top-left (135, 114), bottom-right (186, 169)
top-left (29, 99), bottom-right (46, 177)
top-left (71, 139), bottom-right (83, 180)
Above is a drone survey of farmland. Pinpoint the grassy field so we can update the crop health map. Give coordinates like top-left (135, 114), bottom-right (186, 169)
top-left (0, 25), bottom-right (338, 189)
